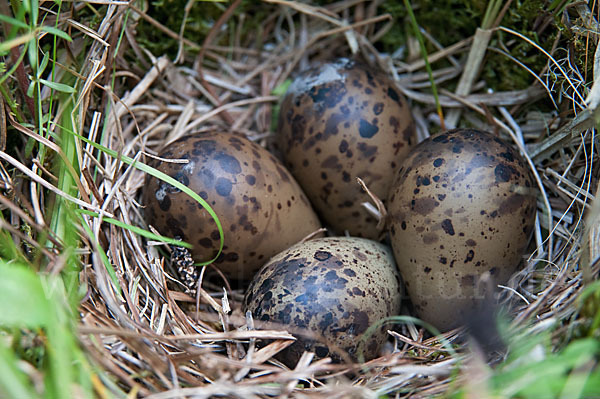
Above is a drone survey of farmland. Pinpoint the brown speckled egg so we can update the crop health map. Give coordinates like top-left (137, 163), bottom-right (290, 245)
top-left (243, 237), bottom-right (402, 366)
top-left (387, 128), bottom-right (537, 331)
top-left (142, 132), bottom-right (322, 280)
top-left (277, 58), bottom-right (415, 239)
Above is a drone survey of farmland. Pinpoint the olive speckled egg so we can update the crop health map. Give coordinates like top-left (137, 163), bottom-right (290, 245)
top-left (387, 128), bottom-right (537, 331)
top-left (142, 132), bottom-right (322, 280)
top-left (277, 59), bottom-right (416, 239)
top-left (243, 237), bottom-right (402, 366)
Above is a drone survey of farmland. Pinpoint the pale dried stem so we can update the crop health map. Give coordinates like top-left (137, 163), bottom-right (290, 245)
top-left (446, 28), bottom-right (494, 127)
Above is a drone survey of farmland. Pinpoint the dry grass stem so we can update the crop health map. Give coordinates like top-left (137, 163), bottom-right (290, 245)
top-left (2, 0), bottom-right (598, 397)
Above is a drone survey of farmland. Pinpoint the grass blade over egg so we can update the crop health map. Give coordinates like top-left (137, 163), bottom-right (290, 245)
top-left (60, 124), bottom-right (224, 265)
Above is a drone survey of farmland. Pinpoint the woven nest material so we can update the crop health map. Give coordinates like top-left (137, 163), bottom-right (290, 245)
top-left (2, 1), bottom-right (600, 398)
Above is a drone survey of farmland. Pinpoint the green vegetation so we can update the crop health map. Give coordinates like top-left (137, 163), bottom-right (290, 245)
top-left (452, 323), bottom-right (600, 398)
top-left (135, 0), bottom-right (275, 58)
top-left (381, 0), bottom-right (593, 91)
top-left (0, 0), bottom-right (222, 396)
top-left (0, 262), bottom-right (96, 399)
top-left (0, 0), bottom-right (599, 397)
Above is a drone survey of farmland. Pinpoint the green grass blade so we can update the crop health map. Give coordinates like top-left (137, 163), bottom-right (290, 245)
top-left (39, 78), bottom-right (75, 93)
top-left (77, 209), bottom-right (192, 248)
top-left (402, 0), bottom-right (444, 128)
top-left (0, 261), bottom-right (95, 399)
top-left (0, 216), bottom-right (29, 264)
top-left (0, 13), bottom-right (29, 29)
top-left (48, 91), bottom-right (82, 306)
top-left (61, 125), bottom-right (225, 265)
top-left (37, 50), bottom-right (49, 78)
top-left (39, 25), bottom-right (72, 42)
top-left (0, 31), bottom-right (36, 53)
top-left (0, 263), bottom-right (48, 399)
top-left (0, 263), bottom-right (51, 326)
top-left (77, 213), bottom-right (121, 294)
top-left (0, 340), bottom-right (41, 399)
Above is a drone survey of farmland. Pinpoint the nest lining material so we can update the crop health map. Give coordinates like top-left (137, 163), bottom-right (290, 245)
top-left (2, 0), bottom-right (599, 397)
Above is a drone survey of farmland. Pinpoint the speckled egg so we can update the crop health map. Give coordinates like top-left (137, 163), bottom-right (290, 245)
top-left (387, 128), bottom-right (537, 331)
top-left (243, 237), bottom-right (402, 366)
top-left (142, 132), bottom-right (322, 280)
top-left (277, 58), bottom-right (416, 239)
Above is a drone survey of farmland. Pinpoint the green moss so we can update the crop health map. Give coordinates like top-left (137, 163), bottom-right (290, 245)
top-left (379, 1), bottom-right (558, 91)
top-left (135, 0), bottom-right (275, 60)
top-left (483, 1), bottom-right (555, 91)
top-left (134, 0), bottom-right (593, 93)
top-left (381, 0), bottom-right (485, 52)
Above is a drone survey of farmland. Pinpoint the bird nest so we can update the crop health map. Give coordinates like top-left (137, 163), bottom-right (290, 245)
top-left (1, 1), bottom-right (599, 398)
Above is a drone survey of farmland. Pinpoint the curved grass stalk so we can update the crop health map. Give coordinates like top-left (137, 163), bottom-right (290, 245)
top-left (61, 126), bottom-right (225, 266)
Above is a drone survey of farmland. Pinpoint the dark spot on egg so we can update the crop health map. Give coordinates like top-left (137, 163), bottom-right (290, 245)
top-left (245, 175), bottom-right (256, 185)
top-left (441, 219), bottom-right (455, 236)
top-left (309, 81), bottom-right (346, 108)
top-left (432, 134), bottom-right (448, 143)
top-left (216, 152), bottom-right (241, 174)
top-left (215, 177), bottom-right (232, 197)
top-left (321, 155), bottom-right (342, 170)
top-left (314, 250), bottom-right (332, 261)
top-left (339, 140), bottom-right (349, 153)
top-left (344, 268), bottom-right (357, 277)
top-left (461, 275), bottom-right (475, 286)
top-left (356, 142), bottom-right (377, 158)
top-left (387, 87), bottom-right (400, 103)
top-left (323, 113), bottom-right (346, 138)
top-left (198, 237), bottom-right (212, 248)
top-left (498, 151), bottom-right (514, 162)
top-left (159, 195), bottom-right (171, 212)
top-left (494, 163), bottom-right (515, 183)
top-left (276, 165), bottom-right (291, 182)
top-left (464, 250), bottom-right (475, 263)
top-left (412, 197), bottom-right (437, 215)
top-left (358, 119), bottom-right (379, 138)
top-left (499, 194), bottom-right (526, 215)
top-left (423, 233), bottom-right (438, 244)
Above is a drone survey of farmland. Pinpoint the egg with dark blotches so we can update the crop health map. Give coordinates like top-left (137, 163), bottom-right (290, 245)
top-left (243, 237), bottom-right (402, 366)
top-left (277, 58), bottom-right (416, 239)
top-left (387, 128), bottom-right (537, 331)
top-left (142, 132), bottom-right (322, 280)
